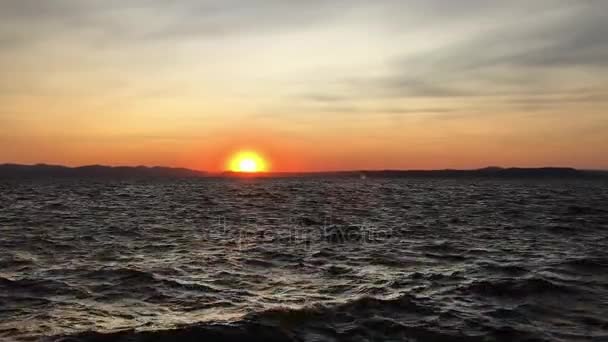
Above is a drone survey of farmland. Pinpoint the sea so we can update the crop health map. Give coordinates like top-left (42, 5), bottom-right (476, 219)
top-left (0, 177), bottom-right (607, 341)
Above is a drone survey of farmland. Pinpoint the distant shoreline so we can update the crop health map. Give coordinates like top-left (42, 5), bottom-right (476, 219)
top-left (1, 163), bottom-right (607, 179)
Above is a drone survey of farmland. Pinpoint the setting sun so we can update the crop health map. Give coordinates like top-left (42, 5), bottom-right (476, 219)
top-left (227, 151), bottom-right (269, 173)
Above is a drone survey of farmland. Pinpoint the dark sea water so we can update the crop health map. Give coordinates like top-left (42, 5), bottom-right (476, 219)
top-left (1, 177), bottom-right (607, 341)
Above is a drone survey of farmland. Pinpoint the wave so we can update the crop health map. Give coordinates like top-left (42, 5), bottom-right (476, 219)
top-left (565, 205), bottom-right (606, 216)
top-left (560, 257), bottom-right (608, 271)
top-left (459, 277), bottom-right (575, 298)
top-left (0, 276), bottom-right (89, 298)
top-left (47, 294), bottom-right (549, 342)
top-left (81, 268), bottom-right (222, 295)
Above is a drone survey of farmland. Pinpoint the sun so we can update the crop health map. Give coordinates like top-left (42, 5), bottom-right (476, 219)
top-left (228, 151), bottom-right (269, 173)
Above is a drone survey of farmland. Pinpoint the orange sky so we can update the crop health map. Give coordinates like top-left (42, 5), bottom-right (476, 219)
top-left (1, 1), bottom-right (607, 171)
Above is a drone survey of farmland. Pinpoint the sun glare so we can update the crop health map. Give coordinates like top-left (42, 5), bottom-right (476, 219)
top-left (228, 151), bottom-right (269, 173)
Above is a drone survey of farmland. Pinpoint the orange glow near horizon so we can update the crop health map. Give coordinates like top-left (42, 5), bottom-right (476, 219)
top-left (227, 150), bottom-right (269, 173)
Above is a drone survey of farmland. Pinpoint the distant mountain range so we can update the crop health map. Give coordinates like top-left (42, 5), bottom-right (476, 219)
top-left (1, 164), bottom-right (606, 179)
top-left (226, 167), bottom-right (606, 179)
top-left (0, 164), bottom-right (206, 178)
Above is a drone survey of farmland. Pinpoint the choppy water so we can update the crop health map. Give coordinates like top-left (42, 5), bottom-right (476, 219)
top-left (1, 177), bottom-right (607, 341)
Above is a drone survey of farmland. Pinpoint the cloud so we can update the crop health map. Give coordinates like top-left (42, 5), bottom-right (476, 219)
top-left (0, 0), bottom-right (354, 47)
top-left (280, 0), bottom-right (608, 115)
top-left (1, 0), bottom-right (607, 115)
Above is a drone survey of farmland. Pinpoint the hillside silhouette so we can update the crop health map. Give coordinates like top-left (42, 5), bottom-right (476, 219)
top-left (1, 164), bottom-right (606, 179)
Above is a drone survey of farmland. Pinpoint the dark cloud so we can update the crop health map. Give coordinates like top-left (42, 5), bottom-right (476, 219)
top-left (308, 1), bottom-right (608, 110)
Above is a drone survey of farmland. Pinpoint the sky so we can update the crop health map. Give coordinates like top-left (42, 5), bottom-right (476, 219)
top-left (1, 0), bottom-right (607, 171)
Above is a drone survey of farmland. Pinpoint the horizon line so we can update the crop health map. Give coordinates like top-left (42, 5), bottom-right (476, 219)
top-left (2, 162), bottom-right (606, 174)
